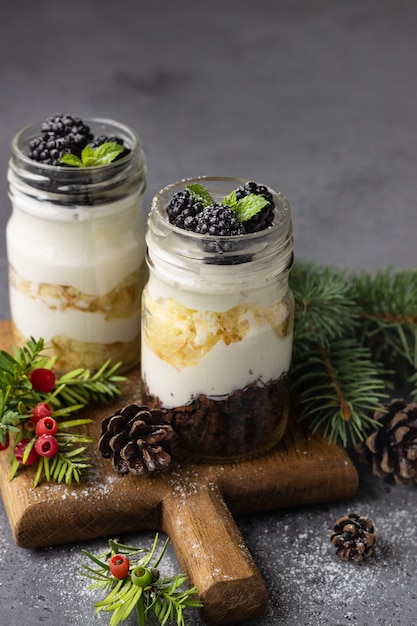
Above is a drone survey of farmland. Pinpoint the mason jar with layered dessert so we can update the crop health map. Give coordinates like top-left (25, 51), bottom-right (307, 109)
top-left (6, 116), bottom-right (147, 373)
top-left (141, 176), bottom-right (294, 462)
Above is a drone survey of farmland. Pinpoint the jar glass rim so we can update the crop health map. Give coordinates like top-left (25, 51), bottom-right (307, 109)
top-left (147, 175), bottom-right (294, 282)
top-left (151, 175), bottom-right (292, 242)
top-left (8, 117), bottom-right (146, 207)
top-left (10, 117), bottom-right (141, 172)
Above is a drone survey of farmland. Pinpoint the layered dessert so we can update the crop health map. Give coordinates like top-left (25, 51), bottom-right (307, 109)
top-left (8, 256), bottom-right (146, 373)
top-left (142, 178), bottom-right (294, 460)
top-left (7, 115), bottom-right (147, 372)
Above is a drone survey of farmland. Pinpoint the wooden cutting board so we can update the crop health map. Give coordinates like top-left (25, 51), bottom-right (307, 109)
top-left (0, 320), bottom-right (358, 625)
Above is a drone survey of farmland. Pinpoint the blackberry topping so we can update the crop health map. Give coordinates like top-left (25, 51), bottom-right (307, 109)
top-left (28, 135), bottom-right (75, 166)
top-left (40, 114), bottom-right (92, 156)
top-left (166, 189), bottom-right (205, 231)
top-left (235, 181), bottom-right (275, 232)
top-left (28, 114), bottom-right (93, 165)
top-left (195, 203), bottom-right (246, 236)
top-left (89, 134), bottom-right (130, 159)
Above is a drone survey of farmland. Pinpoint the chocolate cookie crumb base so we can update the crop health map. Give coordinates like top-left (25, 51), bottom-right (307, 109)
top-left (142, 376), bottom-right (288, 461)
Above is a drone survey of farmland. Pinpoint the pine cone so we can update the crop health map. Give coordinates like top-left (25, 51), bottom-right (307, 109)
top-left (357, 398), bottom-right (417, 486)
top-left (99, 404), bottom-right (175, 475)
top-left (330, 513), bottom-right (376, 561)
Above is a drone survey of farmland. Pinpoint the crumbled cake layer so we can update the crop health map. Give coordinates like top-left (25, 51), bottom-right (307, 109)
top-left (9, 264), bottom-right (146, 372)
top-left (143, 295), bottom-right (292, 371)
top-left (11, 321), bottom-right (140, 373)
top-left (9, 266), bottom-right (144, 320)
top-left (143, 375), bottom-right (288, 461)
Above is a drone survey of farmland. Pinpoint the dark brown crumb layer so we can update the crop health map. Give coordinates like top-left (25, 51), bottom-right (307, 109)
top-left (142, 376), bottom-right (288, 460)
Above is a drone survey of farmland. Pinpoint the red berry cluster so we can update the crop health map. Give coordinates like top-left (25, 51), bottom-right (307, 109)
top-left (13, 402), bottom-right (59, 465)
top-left (1, 368), bottom-right (60, 466)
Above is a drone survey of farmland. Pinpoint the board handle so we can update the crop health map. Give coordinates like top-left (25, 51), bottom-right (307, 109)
top-left (162, 484), bottom-right (268, 625)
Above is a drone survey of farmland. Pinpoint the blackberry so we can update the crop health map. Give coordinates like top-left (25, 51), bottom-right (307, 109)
top-left (28, 114), bottom-right (93, 165)
top-left (28, 134), bottom-right (74, 166)
top-left (166, 189), bottom-right (204, 231)
top-left (195, 203), bottom-right (245, 236)
top-left (40, 114), bottom-right (93, 153)
top-left (89, 134), bottom-right (130, 159)
top-left (235, 180), bottom-right (275, 232)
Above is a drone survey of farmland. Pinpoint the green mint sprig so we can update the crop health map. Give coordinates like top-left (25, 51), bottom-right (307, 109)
top-left (186, 183), bottom-right (269, 223)
top-left (60, 142), bottom-right (125, 167)
top-left (223, 189), bottom-right (269, 222)
top-left (81, 534), bottom-right (203, 626)
top-left (185, 183), bottom-right (214, 207)
top-left (185, 183), bottom-right (215, 207)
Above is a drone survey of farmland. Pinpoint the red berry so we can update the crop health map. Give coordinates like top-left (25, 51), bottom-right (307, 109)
top-left (35, 417), bottom-right (58, 437)
top-left (109, 554), bottom-right (130, 579)
top-left (14, 438), bottom-right (39, 465)
top-left (31, 402), bottom-right (53, 422)
top-left (35, 434), bottom-right (59, 458)
top-left (30, 368), bottom-right (56, 393)
top-left (0, 432), bottom-right (10, 451)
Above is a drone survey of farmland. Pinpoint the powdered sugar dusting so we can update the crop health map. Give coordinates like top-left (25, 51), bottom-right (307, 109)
top-left (2, 466), bottom-right (417, 625)
top-left (237, 469), bottom-right (417, 625)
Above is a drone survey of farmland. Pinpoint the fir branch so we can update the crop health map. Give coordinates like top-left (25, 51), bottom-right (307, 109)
top-left (0, 338), bottom-right (126, 415)
top-left (290, 262), bottom-right (388, 446)
top-left (290, 260), bottom-right (358, 347)
top-left (10, 336), bottom-right (56, 372)
top-left (81, 535), bottom-right (202, 626)
top-left (352, 266), bottom-right (417, 391)
top-left (291, 337), bottom-right (387, 446)
top-left (51, 360), bottom-right (126, 409)
top-left (0, 337), bottom-right (126, 485)
top-left (47, 441), bottom-right (92, 486)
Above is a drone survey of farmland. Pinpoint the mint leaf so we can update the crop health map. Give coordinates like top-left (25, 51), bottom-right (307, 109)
top-left (222, 189), bottom-right (238, 210)
top-left (60, 153), bottom-right (83, 167)
top-left (186, 183), bottom-right (214, 207)
top-left (224, 192), bottom-right (269, 222)
top-left (91, 142), bottom-right (125, 165)
top-left (78, 145), bottom-right (98, 167)
top-left (60, 142), bottom-right (125, 168)
top-left (183, 183), bottom-right (270, 223)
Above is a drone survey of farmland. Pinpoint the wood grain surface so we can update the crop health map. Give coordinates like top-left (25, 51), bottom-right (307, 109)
top-left (0, 320), bottom-right (358, 625)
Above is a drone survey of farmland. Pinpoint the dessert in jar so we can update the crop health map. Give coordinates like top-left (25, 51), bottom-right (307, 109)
top-left (6, 115), bottom-right (147, 372)
top-left (141, 176), bottom-right (294, 461)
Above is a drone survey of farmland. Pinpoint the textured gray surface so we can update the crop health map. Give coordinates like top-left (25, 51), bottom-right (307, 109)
top-left (0, 1), bottom-right (416, 625)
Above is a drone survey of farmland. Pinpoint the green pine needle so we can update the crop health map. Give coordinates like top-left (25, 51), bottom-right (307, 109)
top-left (353, 266), bottom-right (417, 378)
top-left (1, 337), bottom-right (126, 485)
top-left (81, 534), bottom-right (202, 626)
top-left (290, 261), bottom-right (416, 446)
top-left (52, 359), bottom-right (126, 408)
top-left (291, 337), bottom-right (387, 446)
top-left (291, 260), bottom-right (358, 346)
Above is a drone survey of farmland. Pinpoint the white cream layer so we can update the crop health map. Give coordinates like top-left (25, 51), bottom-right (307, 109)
top-left (10, 288), bottom-right (140, 343)
top-left (6, 196), bottom-right (146, 294)
top-left (142, 325), bottom-right (292, 407)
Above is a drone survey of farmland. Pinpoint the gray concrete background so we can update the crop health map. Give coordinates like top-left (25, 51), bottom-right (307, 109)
top-left (0, 1), bottom-right (416, 624)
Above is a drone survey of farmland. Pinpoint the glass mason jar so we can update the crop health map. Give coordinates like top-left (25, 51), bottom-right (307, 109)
top-left (6, 118), bottom-right (147, 373)
top-left (141, 176), bottom-right (294, 462)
